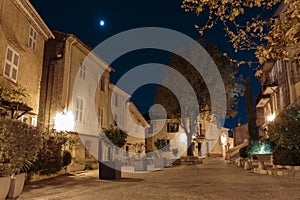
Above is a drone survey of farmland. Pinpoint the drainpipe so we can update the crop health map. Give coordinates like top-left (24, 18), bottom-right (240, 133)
top-left (65, 36), bottom-right (77, 112)
top-left (44, 58), bottom-right (58, 131)
top-left (288, 60), bottom-right (297, 105)
top-left (285, 60), bottom-right (292, 107)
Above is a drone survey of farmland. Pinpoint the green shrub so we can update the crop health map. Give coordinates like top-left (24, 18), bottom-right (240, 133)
top-left (0, 119), bottom-right (42, 176)
top-left (154, 138), bottom-right (170, 151)
top-left (84, 163), bottom-right (93, 170)
top-left (154, 138), bottom-right (170, 157)
top-left (268, 106), bottom-right (300, 165)
top-left (248, 141), bottom-right (274, 155)
top-left (63, 150), bottom-right (72, 167)
top-left (239, 146), bottom-right (249, 158)
top-left (272, 146), bottom-right (300, 166)
top-left (29, 132), bottom-right (68, 176)
top-left (172, 148), bottom-right (179, 157)
top-left (100, 125), bottom-right (127, 148)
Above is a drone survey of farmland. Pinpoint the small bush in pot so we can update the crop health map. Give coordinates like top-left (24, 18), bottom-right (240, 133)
top-left (0, 119), bottom-right (42, 177)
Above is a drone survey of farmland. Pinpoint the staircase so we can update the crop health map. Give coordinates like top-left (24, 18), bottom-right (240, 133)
top-left (225, 141), bottom-right (249, 161)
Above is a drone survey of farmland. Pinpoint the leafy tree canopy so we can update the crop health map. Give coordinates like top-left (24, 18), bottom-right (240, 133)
top-left (101, 125), bottom-right (128, 148)
top-left (155, 41), bottom-right (244, 156)
top-left (182, 0), bottom-right (300, 65)
top-left (156, 41), bottom-right (244, 120)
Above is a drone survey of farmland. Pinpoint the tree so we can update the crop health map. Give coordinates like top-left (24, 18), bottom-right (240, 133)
top-left (63, 150), bottom-right (72, 174)
top-left (154, 138), bottom-right (170, 157)
top-left (99, 125), bottom-right (128, 160)
top-left (102, 125), bottom-right (128, 148)
top-left (268, 106), bottom-right (300, 165)
top-left (0, 119), bottom-right (42, 176)
top-left (29, 131), bottom-right (69, 176)
top-left (245, 78), bottom-right (259, 142)
top-left (0, 86), bottom-right (32, 119)
top-left (182, 0), bottom-right (299, 65)
top-left (155, 41), bottom-right (243, 156)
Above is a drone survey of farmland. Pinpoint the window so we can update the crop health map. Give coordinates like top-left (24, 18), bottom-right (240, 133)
top-left (167, 122), bottom-right (179, 133)
top-left (297, 60), bottom-right (300, 72)
top-left (99, 76), bottom-right (105, 92)
top-left (28, 26), bottom-right (37, 51)
top-left (79, 63), bottom-right (86, 79)
top-left (75, 97), bottom-right (84, 122)
top-left (85, 140), bottom-right (92, 158)
top-left (20, 115), bottom-right (29, 125)
top-left (31, 117), bottom-right (37, 127)
top-left (125, 146), bottom-right (129, 157)
top-left (3, 46), bottom-right (19, 82)
top-left (114, 114), bottom-right (118, 126)
top-left (148, 124), bottom-right (154, 134)
top-left (114, 94), bottom-right (119, 107)
top-left (98, 107), bottom-right (104, 128)
top-left (295, 60), bottom-right (300, 83)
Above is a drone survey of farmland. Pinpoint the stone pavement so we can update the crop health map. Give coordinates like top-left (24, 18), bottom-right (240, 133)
top-left (19, 158), bottom-right (300, 200)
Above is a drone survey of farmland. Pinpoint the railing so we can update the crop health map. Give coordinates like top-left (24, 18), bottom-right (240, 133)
top-left (225, 141), bottom-right (249, 160)
top-left (262, 78), bottom-right (278, 93)
top-left (256, 92), bottom-right (271, 105)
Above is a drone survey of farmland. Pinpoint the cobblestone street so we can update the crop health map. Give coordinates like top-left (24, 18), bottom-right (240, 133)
top-left (19, 158), bottom-right (300, 200)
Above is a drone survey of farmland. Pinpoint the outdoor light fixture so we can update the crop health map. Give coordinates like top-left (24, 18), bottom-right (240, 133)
top-left (221, 133), bottom-right (227, 145)
top-left (54, 110), bottom-right (75, 131)
top-left (178, 132), bottom-right (187, 145)
top-left (267, 113), bottom-right (276, 122)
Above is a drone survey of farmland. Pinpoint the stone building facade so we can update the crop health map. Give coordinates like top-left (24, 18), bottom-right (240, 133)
top-left (146, 115), bottom-right (229, 158)
top-left (39, 31), bottom-right (149, 163)
top-left (0, 0), bottom-right (53, 124)
top-left (39, 30), bottom-right (113, 161)
top-left (105, 84), bottom-right (149, 160)
top-left (256, 3), bottom-right (300, 135)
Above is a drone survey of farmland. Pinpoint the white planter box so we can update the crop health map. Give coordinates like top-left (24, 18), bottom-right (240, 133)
top-left (0, 176), bottom-right (11, 200)
top-left (7, 173), bottom-right (26, 199)
top-left (133, 160), bottom-right (147, 172)
top-left (154, 158), bottom-right (167, 168)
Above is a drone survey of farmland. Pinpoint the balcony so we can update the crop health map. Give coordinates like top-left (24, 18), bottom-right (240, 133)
top-left (262, 79), bottom-right (278, 94)
top-left (256, 92), bottom-right (271, 107)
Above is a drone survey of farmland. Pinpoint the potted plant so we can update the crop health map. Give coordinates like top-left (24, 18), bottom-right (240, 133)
top-left (171, 148), bottom-right (181, 165)
top-left (63, 150), bottom-right (72, 174)
top-left (153, 138), bottom-right (170, 168)
top-left (132, 143), bottom-right (147, 171)
top-left (99, 125), bottom-right (127, 179)
top-left (0, 118), bottom-right (42, 199)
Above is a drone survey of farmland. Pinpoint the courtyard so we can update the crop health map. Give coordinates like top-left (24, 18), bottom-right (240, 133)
top-left (19, 158), bottom-right (300, 200)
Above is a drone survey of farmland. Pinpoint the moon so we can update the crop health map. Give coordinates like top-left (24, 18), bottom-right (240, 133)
top-left (99, 20), bottom-right (105, 27)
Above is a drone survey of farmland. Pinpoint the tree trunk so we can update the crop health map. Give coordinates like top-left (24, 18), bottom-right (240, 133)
top-left (186, 133), bottom-right (194, 156)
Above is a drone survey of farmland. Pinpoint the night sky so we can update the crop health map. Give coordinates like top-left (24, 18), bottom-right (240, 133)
top-left (30, 0), bottom-right (267, 128)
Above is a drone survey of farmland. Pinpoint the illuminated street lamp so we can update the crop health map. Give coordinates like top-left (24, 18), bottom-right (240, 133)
top-left (54, 110), bottom-right (75, 132)
top-left (221, 133), bottom-right (227, 157)
top-left (267, 113), bottom-right (276, 122)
